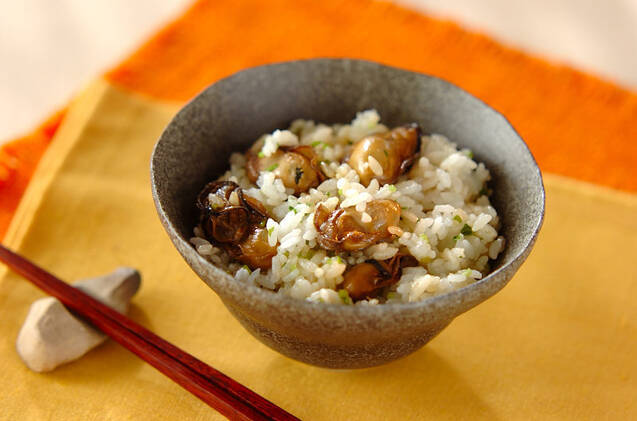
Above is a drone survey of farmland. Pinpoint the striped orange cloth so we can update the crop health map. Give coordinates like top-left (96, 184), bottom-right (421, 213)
top-left (1, 0), bottom-right (636, 239)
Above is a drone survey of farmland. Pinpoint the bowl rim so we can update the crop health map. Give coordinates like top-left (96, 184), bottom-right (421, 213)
top-left (151, 57), bottom-right (545, 318)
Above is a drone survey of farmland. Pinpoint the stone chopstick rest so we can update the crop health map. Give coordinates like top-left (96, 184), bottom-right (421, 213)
top-left (16, 267), bottom-right (141, 372)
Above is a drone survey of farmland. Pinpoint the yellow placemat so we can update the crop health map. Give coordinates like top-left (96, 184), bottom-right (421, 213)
top-left (1, 80), bottom-right (635, 420)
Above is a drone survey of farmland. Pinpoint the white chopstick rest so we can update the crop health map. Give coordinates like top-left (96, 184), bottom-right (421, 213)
top-left (16, 267), bottom-right (141, 372)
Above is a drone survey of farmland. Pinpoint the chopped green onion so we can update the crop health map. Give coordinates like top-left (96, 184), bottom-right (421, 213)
top-left (463, 269), bottom-right (472, 277)
top-left (338, 289), bottom-right (353, 305)
top-left (465, 150), bottom-right (474, 159)
top-left (328, 256), bottom-right (344, 264)
top-left (266, 163), bottom-right (279, 172)
top-left (267, 226), bottom-right (274, 236)
top-left (325, 191), bottom-right (331, 197)
top-left (453, 215), bottom-right (462, 223)
top-left (419, 233), bottom-right (429, 242)
top-left (311, 140), bottom-right (323, 147)
top-left (258, 220), bottom-right (266, 227)
top-left (460, 224), bottom-right (473, 236)
top-left (387, 185), bottom-right (397, 192)
top-left (387, 292), bottom-right (399, 300)
top-left (301, 250), bottom-right (315, 259)
top-left (288, 205), bottom-right (297, 214)
top-left (453, 234), bottom-right (462, 241)
top-left (241, 265), bottom-right (251, 273)
top-left (338, 188), bottom-right (343, 196)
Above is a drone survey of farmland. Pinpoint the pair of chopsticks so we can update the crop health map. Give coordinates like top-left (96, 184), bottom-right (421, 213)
top-left (0, 244), bottom-right (299, 421)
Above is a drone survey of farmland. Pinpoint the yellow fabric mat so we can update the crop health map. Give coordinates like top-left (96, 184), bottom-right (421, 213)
top-left (1, 80), bottom-right (635, 420)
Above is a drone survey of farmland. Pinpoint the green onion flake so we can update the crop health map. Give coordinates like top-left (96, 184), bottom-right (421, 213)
top-left (453, 215), bottom-right (462, 223)
top-left (266, 163), bottom-right (279, 172)
top-left (338, 289), bottom-right (353, 305)
top-left (328, 256), bottom-right (344, 264)
top-left (460, 224), bottom-right (473, 236)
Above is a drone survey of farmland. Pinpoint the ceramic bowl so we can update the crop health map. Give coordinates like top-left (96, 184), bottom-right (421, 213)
top-left (151, 59), bottom-right (544, 369)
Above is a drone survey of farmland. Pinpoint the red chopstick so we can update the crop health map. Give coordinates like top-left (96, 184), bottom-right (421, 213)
top-left (0, 244), bottom-right (299, 421)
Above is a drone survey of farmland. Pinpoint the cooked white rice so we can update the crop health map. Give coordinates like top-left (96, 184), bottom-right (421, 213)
top-left (191, 110), bottom-right (505, 305)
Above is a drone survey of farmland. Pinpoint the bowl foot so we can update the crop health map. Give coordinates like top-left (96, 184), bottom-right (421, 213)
top-left (228, 305), bottom-right (450, 369)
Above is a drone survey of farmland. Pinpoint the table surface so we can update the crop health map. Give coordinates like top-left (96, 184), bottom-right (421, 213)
top-left (1, 0), bottom-right (636, 144)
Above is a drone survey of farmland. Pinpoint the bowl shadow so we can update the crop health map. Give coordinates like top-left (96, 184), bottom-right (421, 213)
top-left (263, 346), bottom-right (502, 420)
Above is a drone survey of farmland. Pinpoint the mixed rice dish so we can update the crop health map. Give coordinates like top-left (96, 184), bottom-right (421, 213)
top-left (190, 110), bottom-right (505, 305)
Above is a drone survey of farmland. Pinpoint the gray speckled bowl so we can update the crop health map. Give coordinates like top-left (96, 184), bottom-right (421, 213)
top-left (151, 59), bottom-right (544, 369)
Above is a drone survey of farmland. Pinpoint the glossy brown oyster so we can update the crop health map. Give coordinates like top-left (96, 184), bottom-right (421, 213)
top-left (348, 124), bottom-right (421, 186)
top-left (197, 181), bottom-right (276, 270)
top-left (340, 253), bottom-right (418, 301)
top-left (314, 199), bottom-right (401, 252)
top-left (246, 145), bottom-right (325, 194)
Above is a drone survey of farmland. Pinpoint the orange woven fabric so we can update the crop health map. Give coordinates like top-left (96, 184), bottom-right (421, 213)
top-left (2, 0), bottom-right (637, 237)
top-left (0, 110), bottom-right (65, 238)
top-left (107, 0), bottom-right (637, 192)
